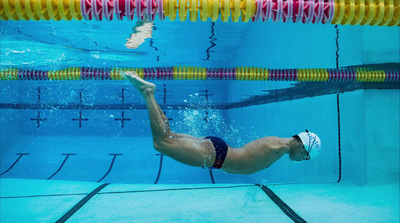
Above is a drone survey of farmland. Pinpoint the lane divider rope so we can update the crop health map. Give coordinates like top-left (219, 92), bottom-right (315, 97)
top-left (1, 66), bottom-right (399, 82)
top-left (0, 0), bottom-right (399, 26)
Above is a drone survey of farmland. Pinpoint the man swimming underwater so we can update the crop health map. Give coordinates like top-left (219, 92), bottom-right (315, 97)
top-left (125, 71), bottom-right (322, 174)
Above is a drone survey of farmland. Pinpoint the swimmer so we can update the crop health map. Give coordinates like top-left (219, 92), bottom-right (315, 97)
top-left (124, 71), bottom-right (322, 174)
top-left (125, 20), bottom-right (154, 49)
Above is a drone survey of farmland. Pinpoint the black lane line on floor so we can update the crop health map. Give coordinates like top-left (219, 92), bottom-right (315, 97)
top-left (256, 184), bottom-right (307, 223)
top-left (97, 154), bottom-right (122, 182)
top-left (209, 168), bottom-right (215, 184)
top-left (55, 183), bottom-right (109, 223)
top-left (0, 153), bottom-right (30, 176)
top-left (48, 153), bottom-right (76, 180)
top-left (0, 184), bottom-right (256, 199)
top-left (154, 154), bottom-right (164, 184)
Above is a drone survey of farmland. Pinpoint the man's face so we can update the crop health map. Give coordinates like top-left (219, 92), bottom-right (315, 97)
top-left (290, 145), bottom-right (308, 161)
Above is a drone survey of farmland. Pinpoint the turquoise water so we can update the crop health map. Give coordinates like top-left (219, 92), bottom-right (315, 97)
top-left (1, 20), bottom-right (341, 69)
top-left (0, 18), bottom-right (399, 222)
top-left (0, 20), bottom-right (399, 183)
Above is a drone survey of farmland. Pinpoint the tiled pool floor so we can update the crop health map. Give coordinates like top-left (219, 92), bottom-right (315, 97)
top-left (0, 179), bottom-right (398, 222)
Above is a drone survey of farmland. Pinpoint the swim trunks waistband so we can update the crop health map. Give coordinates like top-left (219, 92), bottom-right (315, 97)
top-left (204, 136), bottom-right (228, 169)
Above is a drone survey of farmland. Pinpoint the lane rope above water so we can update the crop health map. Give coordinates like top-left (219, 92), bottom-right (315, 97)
top-left (1, 0), bottom-right (399, 27)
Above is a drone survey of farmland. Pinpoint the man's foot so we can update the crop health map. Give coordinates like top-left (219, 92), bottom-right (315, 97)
top-left (125, 21), bottom-right (154, 49)
top-left (124, 71), bottom-right (156, 94)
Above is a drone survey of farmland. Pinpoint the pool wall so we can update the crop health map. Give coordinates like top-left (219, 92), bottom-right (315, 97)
top-left (363, 90), bottom-right (399, 185)
top-left (341, 89), bottom-right (400, 185)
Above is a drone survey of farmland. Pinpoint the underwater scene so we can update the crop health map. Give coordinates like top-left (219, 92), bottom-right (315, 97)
top-left (1, 0), bottom-right (399, 222)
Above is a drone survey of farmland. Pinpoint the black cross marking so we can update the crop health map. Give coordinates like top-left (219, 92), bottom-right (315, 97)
top-left (72, 111), bottom-right (88, 128)
top-left (114, 111), bottom-right (131, 128)
top-left (79, 90), bottom-right (83, 104)
top-left (30, 111), bottom-right (46, 127)
top-left (163, 111), bottom-right (173, 121)
top-left (163, 84), bottom-right (173, 122)
top-left (30, 87), bottom-right (47, 103)
top-left (117, 88), bottom-right (126, 104)
top-left (198, 90), bottom-right (214, 98)
top-left (37, 87), bottom-right (41, 103)
top-left (203, 111), bottom-right (209, 123)
top-left (203, 90), bottom-right (209, 124)
top-left (163, 84), bottom-right (167, 104)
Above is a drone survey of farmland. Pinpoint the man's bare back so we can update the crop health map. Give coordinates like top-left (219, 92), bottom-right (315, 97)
top-left (222, 137), bottom-right (298, 174)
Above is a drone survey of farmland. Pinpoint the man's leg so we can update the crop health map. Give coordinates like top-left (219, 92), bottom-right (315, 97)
top-left (125, 72), bottom-right (216, 167)
top-left (154, 102), bottom-right (173, 133)
top-left (154, 102), bottom-right (198, 139)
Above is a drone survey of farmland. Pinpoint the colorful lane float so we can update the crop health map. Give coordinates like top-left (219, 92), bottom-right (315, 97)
top-left (0, 66), bottom-right (399, 82)
top-left (0, 0), bottom-right (399, 26)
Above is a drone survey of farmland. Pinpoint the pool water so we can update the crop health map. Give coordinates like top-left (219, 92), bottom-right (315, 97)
top-left (1, 13), bottom-right (399, 223)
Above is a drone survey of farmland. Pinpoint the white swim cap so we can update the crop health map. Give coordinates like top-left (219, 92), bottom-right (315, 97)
top-left (297, 130), bottom-right (321, 160)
